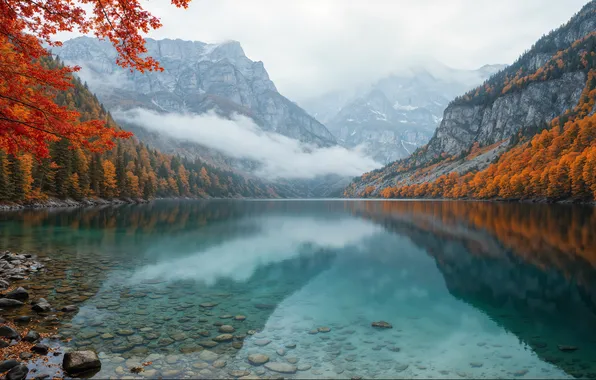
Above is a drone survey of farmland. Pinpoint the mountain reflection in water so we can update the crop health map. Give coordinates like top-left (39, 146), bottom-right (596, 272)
top-left (0, 200), bottom-right (595, 379)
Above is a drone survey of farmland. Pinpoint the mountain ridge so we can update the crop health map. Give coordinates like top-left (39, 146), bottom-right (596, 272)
top-left (344, 0), bottom-right (596, 202)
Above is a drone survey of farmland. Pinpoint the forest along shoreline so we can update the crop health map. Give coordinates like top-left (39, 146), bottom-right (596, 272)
top-left (0, 250), bottom-right (103, 379)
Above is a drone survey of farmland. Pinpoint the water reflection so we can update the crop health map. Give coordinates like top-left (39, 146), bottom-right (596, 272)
top-left (0, 200), bottom-right (595, 379)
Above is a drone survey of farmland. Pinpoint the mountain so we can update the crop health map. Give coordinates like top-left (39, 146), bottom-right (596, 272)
top-left (51, 37), bottom-right (336, 150)
top-left (345, 0), bottom-right (596, 202)
top-left (303, 63), bottom-right (505, 164)
top-left (0, 56), bottom-right (296, 206)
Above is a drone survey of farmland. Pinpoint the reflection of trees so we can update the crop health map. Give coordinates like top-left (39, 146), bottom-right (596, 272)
top-left (355, 200), bottom-right (596, 378)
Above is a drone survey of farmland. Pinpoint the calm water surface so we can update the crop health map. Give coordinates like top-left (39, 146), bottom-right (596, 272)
top-left (1, 200), bottom-right (596, 379)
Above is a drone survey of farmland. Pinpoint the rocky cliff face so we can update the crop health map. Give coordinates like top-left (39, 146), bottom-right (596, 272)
top-left (425, 72), bottom-right (585, 159)
top-left (52, 37), bottom-right (336, 147)
top-left (345, 0), bottom-right (596, 196)
top-left (305, 64), bottom-right (505, 164)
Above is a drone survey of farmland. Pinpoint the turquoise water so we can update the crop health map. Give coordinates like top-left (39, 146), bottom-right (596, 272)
top-left (1, 200), bottom-right (596, 379)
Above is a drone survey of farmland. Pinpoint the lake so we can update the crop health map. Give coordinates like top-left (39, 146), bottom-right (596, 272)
top-left (1, 199), bottom-right (596, 379)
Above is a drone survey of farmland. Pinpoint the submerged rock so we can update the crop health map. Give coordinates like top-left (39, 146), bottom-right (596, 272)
top-left (199, 350), bottom-right (219, 362)
top-left (0, 298), bottom-right (24, 308)
top-left (371, 321), bottom-right (392, 329)
top-left (318, 327), bottom-right (331, 333)
top-left (264, 362), bottom-right (297, 374)
top-left (248, 354), bottom-right (269, 366)
top-left (62, 351), bottom-right (101, 375)
top-left (254, 339), bottom-right (271, 346)
top-left (0, 325), bottom-right (19, 339)
top-left (558, 345), bottom-right (578, 352)
top-left (14, 316), bottom-right (31, 324)
top-left (6, 364), bottom-right (28, 380)
top-left (0, 359), bottom-right (20, 373)
top-left (5, 287), bottom-right (29, 300)
top-left (23, 330), bottom-right (40, 342)
top-left (213, 334), bottom-right (233, 342)
top-left (31, 298), bottom-right (51, 312)
top-left (31, 344), bottom-right (49, 355)
top-left (219, 325), bottom-right (235, 333)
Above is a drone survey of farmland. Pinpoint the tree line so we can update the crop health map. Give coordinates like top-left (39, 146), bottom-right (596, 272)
top-left (0, 58), bottom-right (282, 203)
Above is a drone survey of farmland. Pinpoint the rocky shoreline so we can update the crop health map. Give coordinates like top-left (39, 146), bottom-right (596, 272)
top-left (0, 251), bottom-right (101, 379)
top-left (0, 197), bottom-right (151, 211)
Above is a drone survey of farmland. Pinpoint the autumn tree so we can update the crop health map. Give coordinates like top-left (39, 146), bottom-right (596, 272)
top-left (101, 160), bottom-right (118, 198)
top-left (0, 0), bottom-right (192, 157)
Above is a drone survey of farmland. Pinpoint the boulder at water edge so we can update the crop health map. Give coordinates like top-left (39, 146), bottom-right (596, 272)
top-left (62, 351), bottom-right (101, 375)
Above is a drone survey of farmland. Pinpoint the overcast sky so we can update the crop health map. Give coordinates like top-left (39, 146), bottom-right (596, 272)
top-left (66, 0), bottom-right (589, 100)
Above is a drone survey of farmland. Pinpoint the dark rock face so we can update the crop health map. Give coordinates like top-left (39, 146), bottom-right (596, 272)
top-left (346, 1), bottom-right (596, 196)
top-left (31, 344), bottom-right (49, 355)
top-left (14, 316), bottom-right (31, 324)
top-left (5, 287), bottom-right (29, 300)
top-left (0, 325), bottom-right (20, 339)
top-left (62, 351), bottom-right (101, 375)
top-left (0, 359), bottom-right (20, 373)
top-left (23, 330), bottom-right (40, 342)
top-left (6, 364), bottom-right (28, 380)
top-left (0, 299), bottom-right (24, 308)
top-left (32, 298), bottom-right (52, 312)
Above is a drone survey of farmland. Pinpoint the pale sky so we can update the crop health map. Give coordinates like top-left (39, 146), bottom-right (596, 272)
top-left (61, 0), bottom-right (590, 100)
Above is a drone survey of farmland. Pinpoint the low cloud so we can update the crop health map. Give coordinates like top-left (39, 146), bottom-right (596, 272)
top-left (115, 108), bottom-right (381, 180)
top-left (128, 216), bottom-right (383, 285)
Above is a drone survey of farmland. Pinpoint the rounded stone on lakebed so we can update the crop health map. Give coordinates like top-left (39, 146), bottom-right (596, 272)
top-left (234, 315), bottom-right (246, 321)
top-left (371, 321), bottom-right (392, 329)
top-left (318, 326), bottom-right (331, 333)
top-left (213, 334), bottom-right (233, 342)
top-left (264, 362), bottom-right (297, 374)
top-left (248, 354), bottom-right (269, 366)
top-left (62, 351), bottom-right (101, 375)
top-left (219, 325), bottom-right (235, 333)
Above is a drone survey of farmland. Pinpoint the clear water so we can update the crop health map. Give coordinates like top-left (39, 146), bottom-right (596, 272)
top-left (1, 200), bottom-right (596, 379)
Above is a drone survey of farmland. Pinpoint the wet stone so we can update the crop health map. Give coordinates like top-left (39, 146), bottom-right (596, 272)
top-left (232, 341), bottom-right (243, 349)
top-left (31, 344), bottom-right (49, 355)
top-left (199, 350), bottom-right (219, 362)
top-left (254, 339), bottom-right (271, 346)
top-left (513, 369), bottom-right (529, 377)
top-left (199, 340), bottom-right (218, 348)
top-left (286, 357), bottom-right (299, 364)
top-left (213, 360), bottom-right (227, 368)
top-left (248, 354), bottom-right (270, 366)
top-left (234, 315), bottom-right (246, 321)
top-left (6, 365), bottom-right (28, 380)
top-left (318, 326), bottom-right (331, 333)
top-left (219, 325), bottom-right (235, 333)
top-left (229, 370), bottom-right (251, 377)
top-left (14, 316), bottom-right (31, 324)
top-left (558, 345), bottom-right (579, 352)
top-left (470, 362), bottom-right (483, 368)
top-left (371, 321), bottom-right (392, 329)
top-left (213, 334), bottom-right (234, 342)
top-left (265, 362), bottom-right (297, 374)
top-left (0, 360), bottom-right (20, 373)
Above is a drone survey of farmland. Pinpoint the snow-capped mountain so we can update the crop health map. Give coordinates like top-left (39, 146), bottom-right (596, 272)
top-left (52, 36), bottom-right (336, 148)
top-left (304, 63), bottom-right (506, 163)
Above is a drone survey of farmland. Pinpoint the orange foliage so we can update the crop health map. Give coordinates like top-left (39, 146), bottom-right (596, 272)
top-left (378, 69), bottom-right (596, 202)
top-left (0, 0), bottom-right (192, 157)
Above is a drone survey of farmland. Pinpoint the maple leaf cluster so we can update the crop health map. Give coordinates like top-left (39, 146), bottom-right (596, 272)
top-left (0, 0), bottom-right (192, 157)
